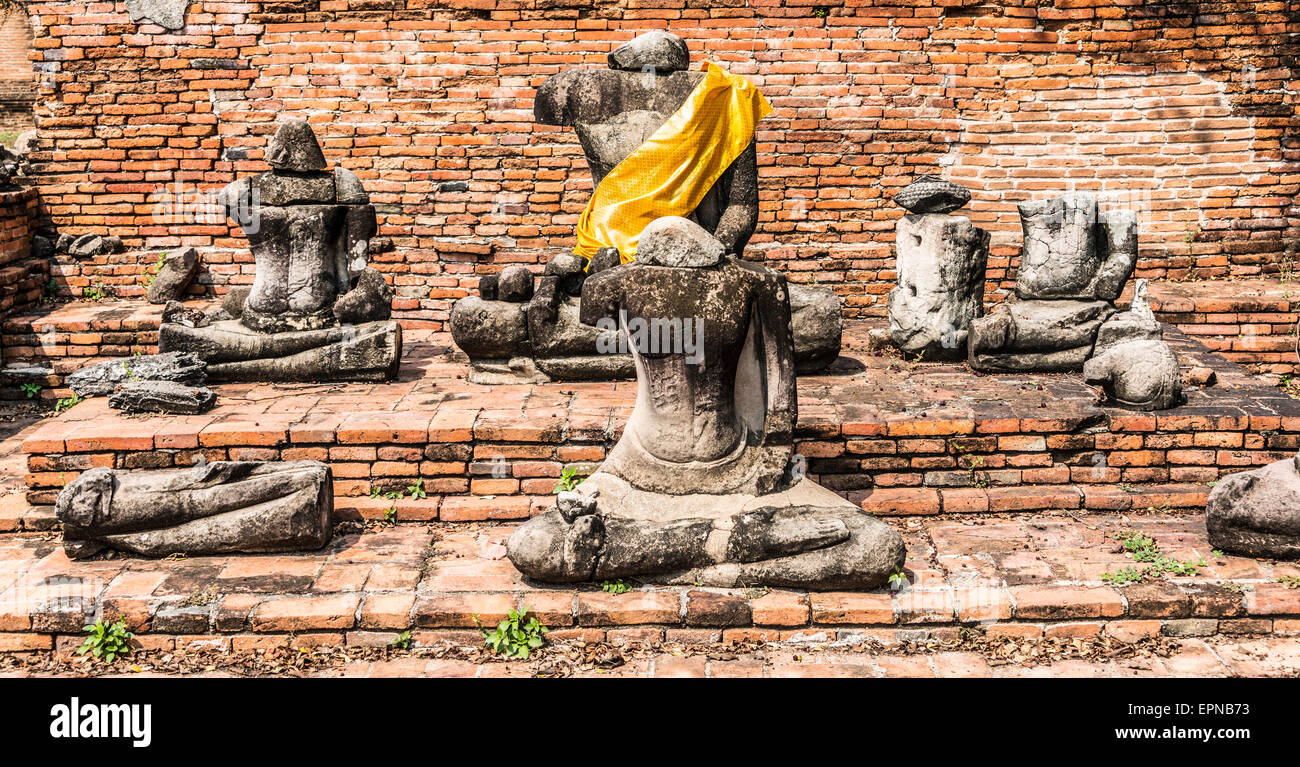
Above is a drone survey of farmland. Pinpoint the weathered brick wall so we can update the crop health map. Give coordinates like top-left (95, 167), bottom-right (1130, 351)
top-left (0, 187), bottom-right (44, 316)
top-left (0, 9), bottom-right (34, 134)
top-left (24, 0), bottom-right (1300, 328)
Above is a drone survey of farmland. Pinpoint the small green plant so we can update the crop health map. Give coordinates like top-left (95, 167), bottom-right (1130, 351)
top-left (1222, 581), bottom-right (1246, 593)
top-left (369, 486), bottom-right (385, 499)
top-left (810, 6), bottom-right (828, 17)
top-left (390, 630), bottom-right (412, 650)
top-left (383, 506), bottom-right (397, 524)
top-left (1102, 566), bottom-right (1142, 586)
top-left (19, 382), bottom-right (41, 399)
top-left (1279, 575), bottom-right (1300, 589)
top-left (1103, 531), bottom-right (1206, 584)
top-left (888, 567), bottom-right (909, 590)
top-left (476, 607), bottom-right (548, 660)
top-left (78, 618), bottom-right (134, 663)
top-left (121, 359), bottom-right (138, 382)
top-left (144, 252), bottom-right (167, 287)
top-left (55, 393), bottom-right (83, 414)
top-left (553, 466), bottom-right (581, 493)
top-left (406, 477), bottom-right (427, 500)
top-left (600, 579), bottom-right (631, 595)
top-left (83, 284), bottom-right (106, 302)
top-left (1211, 549), bottom-right (1226, 560)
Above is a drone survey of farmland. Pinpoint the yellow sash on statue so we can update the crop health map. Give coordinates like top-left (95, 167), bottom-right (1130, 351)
top-left (573, 60), bottom-right (772, 263)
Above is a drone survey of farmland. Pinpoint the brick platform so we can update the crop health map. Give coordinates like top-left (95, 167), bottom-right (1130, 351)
top-left (2, 512), bottom-right (1298, 655)
top-left (1149, 279), bottom-right (1300, 377)
top-left (17, 314), bottom-right (1300, 519)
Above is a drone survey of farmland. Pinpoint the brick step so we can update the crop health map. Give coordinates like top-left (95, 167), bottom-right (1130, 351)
top-left (1148, 279), bottom-right (1300, 376)
top-left (2, 513), bottom-right (1298, 651)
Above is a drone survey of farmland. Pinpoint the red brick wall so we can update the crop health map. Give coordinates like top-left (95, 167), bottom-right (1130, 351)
top-left (23, 1), bottom-right (1300, 327)
top-left (0, 187), bottom-right (44, 316)
top-left (0, 9), bottom-right (34, 133)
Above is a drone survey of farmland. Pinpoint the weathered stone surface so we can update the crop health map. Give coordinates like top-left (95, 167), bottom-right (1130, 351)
top-left (888, 213), bottom-right (989, 359)
top-left (1094, 279), bottom-right (1162, 352)
top-left (31, 235), bottom-right (54, 260)
top-left (1082, 280), bottom-right (1181, 410)
top-left (221, 286), bottom-right (250, 318)
top-left (545, 253), bottom-right (588, 296)
top-left (263, 118), bottom-right (327, 172)
top-left (333, 267), bottom-right (393, 324)
top-left (637, 216), bottom-right (725, 267)
top-left (68, 234), bottom-right (124, 257)
top-left (508, 246), bottom-right (905, 590)
top-left (109, 380), bottom-right (217, 414)
top-left (56, 461), bottom-right (333, 559)
top-left (893, 175), bottom-right (971, 214)
top-left (1083, 340), bottom-right (1183, 410)
top-left (449, 297), bottom-right (528, 360)
top-left (1207, 454), bottom-right (1300, 559)
top-left (790, 284), bottom-right (843, 372)
top-left (607, 30), bottom-right (690, 73)
top-left (125, 0), bottom-right (189, 29)
top-left (159, 320), bottom-right (401, 383)
top-left (969, 300), bottom-right (1114, 373)
top-left (496, 265), bottom-right (535, 303)
top-left (67, 352), bottom-right (207, 397)
top-left (1016, 193), bottom-right (1137, 301)
top-left (161, 300), bottom-right (209, 328)
top-left (145, 247), bottom-right (199, 304)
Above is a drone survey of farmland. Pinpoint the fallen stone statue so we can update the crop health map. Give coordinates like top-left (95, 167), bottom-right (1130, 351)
top-left (1205, 453), bottom-right (1300, 560)
top-left (507, 217), bottom-right (905, 590)
top-left (158, 118), bottom-right (401, 382)
top-left (56, 461), bottom-right (334, 559)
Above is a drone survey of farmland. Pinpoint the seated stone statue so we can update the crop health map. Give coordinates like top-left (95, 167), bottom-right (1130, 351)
top-left (507, 217), bottom-right (905, 590)
top-left (159, 118), bottom-right (401, 382)
top-left (968, 192), bottom-right (1136, 372)
top-left (450, 30), bottom-right (842, 383)
top-left (1206, 452), bottom-right (1300, 559)
top-left (56, 461), bottom-right (333, 559)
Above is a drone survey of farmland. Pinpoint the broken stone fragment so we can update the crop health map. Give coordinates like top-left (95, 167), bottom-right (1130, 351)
top-left (790, 284), bottom-right (843, 373)
top-left (221, 285), bottom-right (250, 319)
top-left (145, 247), bottom-right (200, 304)
top-left (161, 300), bottom-right (209, 328)
top-left (607, 30), bottom-right (690, 73)
top-left (496, 265), bottom-right (535, 303)
top-left (1184, 366), bottom-right (1216, 387)
top-left (68, 233), bottom-right (125, 257)
top-left (109, 380), bottom-right (217, 415)
top-left (125, 0), bottom-right (190, 30)
top-left (333, 267), bottom-right (393, 324)
top-left (892, 175), bottom-right (972, 214)
top-left (1206, 454), bottom-right (1300, 559)
top-left (636, 216), bottom-right (724, 268)
top-left (66, 352), bottom-right (207, 397)
top-left (1082, 339), bottom-right (1182, 411)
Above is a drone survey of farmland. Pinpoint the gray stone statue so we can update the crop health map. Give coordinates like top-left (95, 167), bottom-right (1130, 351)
top-left (506, 217), bottom-right (905, 590)
top-left (159, 118), bottom-right (401, 382)
top-left (1206, 453), bottom-right (1300, 559)
top-left (1082, 280), bottom-right (1182, 410)
top-left (887, 176), bottom-right (989, 360)
top-left (56, 461), bottom-right (334, 559)
top-left (968, 192), bottom-right (1137, 372)
top-left (449, 30), bottom-right (842, 382)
